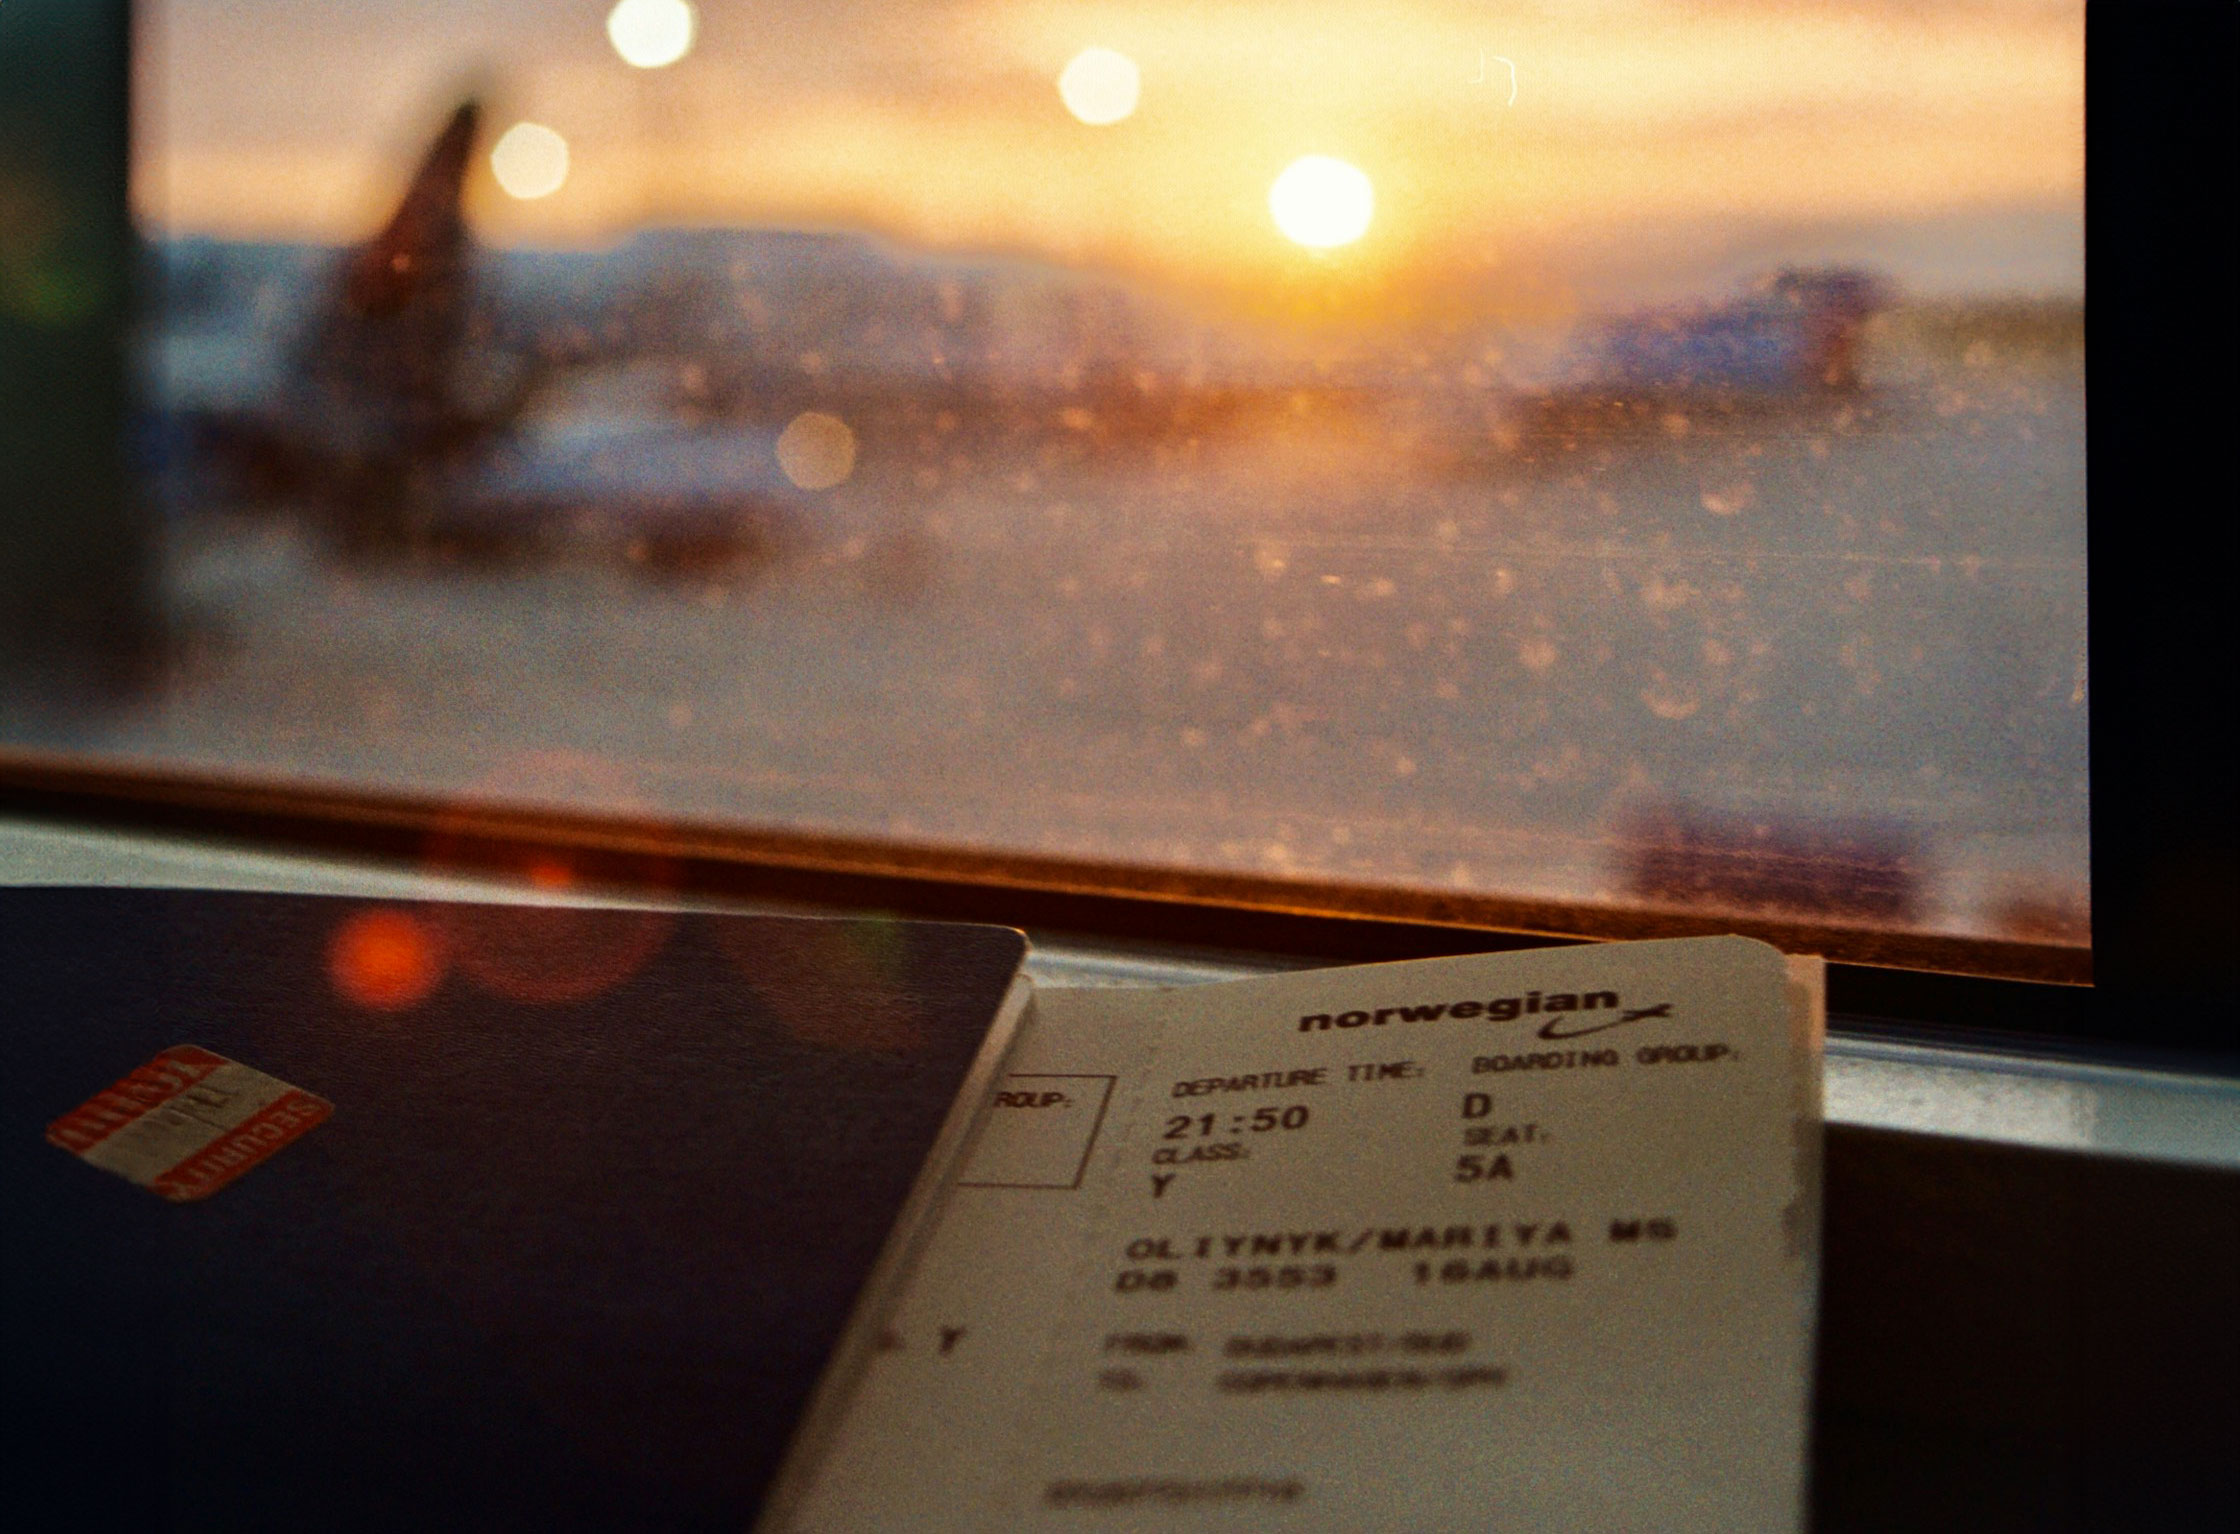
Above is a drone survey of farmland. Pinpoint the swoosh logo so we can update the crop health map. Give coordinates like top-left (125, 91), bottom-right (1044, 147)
top-left (1537, 1002), bottom-right (1671, 1041)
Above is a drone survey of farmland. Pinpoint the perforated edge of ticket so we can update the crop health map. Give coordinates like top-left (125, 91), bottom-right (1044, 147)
top-left (46, 1045), bottom-right (333, 1202)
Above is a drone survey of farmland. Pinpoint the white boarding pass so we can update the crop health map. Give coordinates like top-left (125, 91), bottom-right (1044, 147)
top-left (790, 936), bottom-right (1823, 1533)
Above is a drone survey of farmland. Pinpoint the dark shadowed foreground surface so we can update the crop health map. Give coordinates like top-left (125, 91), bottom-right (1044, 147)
top-left (1, 888), bottom-right (1024, 1530)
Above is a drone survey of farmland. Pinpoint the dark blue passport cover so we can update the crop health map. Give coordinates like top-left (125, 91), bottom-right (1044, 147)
top-left (0, 887), bottom-right (1027, 1530)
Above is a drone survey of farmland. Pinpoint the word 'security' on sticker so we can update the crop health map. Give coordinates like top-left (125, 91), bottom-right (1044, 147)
top-left (46, 1045), bottom-right (332, 1202)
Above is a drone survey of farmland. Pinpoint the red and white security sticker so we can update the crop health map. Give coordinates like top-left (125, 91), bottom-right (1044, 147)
top-left (46, 1045), bottom-right (333, 1202)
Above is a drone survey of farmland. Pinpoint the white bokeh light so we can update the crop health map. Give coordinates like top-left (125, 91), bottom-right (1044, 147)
top-left (490, 122), bottom-right (570, 200)
top-left (776, 412), bottom-right (857, 491)
top-left (606, 0), bottom-right (697, 70)
top-left (1269, 155), bottom-right (1375, 249)
top-left (1057, 48), bottom-right (1140, 126)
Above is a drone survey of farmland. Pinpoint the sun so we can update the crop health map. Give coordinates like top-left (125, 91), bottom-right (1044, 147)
top-left (1269, 156), bottom-right (1375, 250)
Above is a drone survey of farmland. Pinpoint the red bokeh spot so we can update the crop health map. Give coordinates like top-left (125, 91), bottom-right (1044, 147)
top-left (526, 857), bottom-right (575, 891)
top-left (411, 754), bottom-right (684, 1005)
top-left (437, 902), bottom-right (671, 1005)
top-left (329, 909), bottom-right (446, 1010)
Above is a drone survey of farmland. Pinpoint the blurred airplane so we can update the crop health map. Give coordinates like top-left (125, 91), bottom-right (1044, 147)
top-left (148, 100), bottom-right (1274, 575)
top-left (148, 99), bottom-right (1905, 565)
top-left (161, 103), bottom-right (552, 557)
top-left (1507, 268), bottom-right (1895, 437)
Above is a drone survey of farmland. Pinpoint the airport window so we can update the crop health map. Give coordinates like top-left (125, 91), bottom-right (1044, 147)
top-left (9, 1), bottom-right (2086, 978)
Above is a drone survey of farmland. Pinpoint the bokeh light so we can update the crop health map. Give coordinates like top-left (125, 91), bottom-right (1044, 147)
top-left (776, 412), bottom-right (857, 490)
top-left (1058, 47), bottom-right (1141, 126)
top-left (606, 0), bottom-right (697, 70)
top-left (525, 856), bottom-right (575, 890)
top-left (490, 121), bottom-right (570, 200)
top-left (329, 908), bottom-right (445, 1010)
top-left (1269, 155), bottom-right (1375, 249)
top-left (713, 918), bottom-right (926, 1054)
top-left (437, 900), bottom-right (672, 1005)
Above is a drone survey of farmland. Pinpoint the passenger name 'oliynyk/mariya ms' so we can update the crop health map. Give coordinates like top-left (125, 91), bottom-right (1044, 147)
top-left (1297, 988), bottom-right (1677, 1041)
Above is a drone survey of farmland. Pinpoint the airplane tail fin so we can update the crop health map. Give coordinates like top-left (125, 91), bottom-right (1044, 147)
top-left (339, 100), bottom-right (479, 319)
top-left (263, 99), bottom-right (488, 528)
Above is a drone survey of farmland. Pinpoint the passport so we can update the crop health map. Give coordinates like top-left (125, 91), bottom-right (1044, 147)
top-left (0, 887), bottom-right (1029, 1531)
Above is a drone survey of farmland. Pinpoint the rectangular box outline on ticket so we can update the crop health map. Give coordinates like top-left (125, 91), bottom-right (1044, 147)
top-left (957, 1073), bottom-right (1117, 1191)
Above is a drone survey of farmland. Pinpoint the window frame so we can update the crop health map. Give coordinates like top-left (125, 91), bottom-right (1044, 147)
top-left (4, 3), bottom-right (2233, 1064)
top-left (0, 744), bottom-right (2118, 1054)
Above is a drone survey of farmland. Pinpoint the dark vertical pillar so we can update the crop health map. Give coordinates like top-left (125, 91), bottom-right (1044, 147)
top-left (0, 0), bottom-right (158, 704)
top-left (2086, 5), bottom-right (2240, 1053)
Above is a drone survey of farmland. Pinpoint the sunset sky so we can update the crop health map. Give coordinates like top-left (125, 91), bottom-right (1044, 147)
top-left (137, 0), bottom-right (2082, 304)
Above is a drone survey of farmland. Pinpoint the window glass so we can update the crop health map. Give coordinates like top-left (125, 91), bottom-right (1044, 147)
top-left (26, 1), bottom-right (2088, 952)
